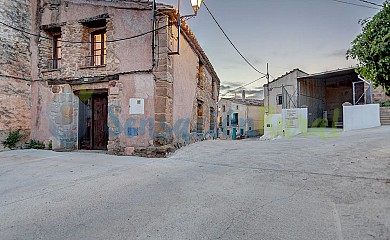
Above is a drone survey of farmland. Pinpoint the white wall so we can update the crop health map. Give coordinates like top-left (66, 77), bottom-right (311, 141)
top-left (264, 114), bottom-right (282, 138)
top-left (343, 104), bottom-right (380, 131)
top-left (263, 108), bottom-right (308, 138)
top-left (282, 108), bottom-right (308, 137)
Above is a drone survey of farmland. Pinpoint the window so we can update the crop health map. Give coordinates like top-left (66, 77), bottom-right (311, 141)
top-left (227, 129), bottom-right (230, 136)
top-left (197, 61), bottom-right (204, 89)
top-left (222, 105), bottom-right (226, 112)
top-left (210, 108), bottom-right (215, 131)
top-left (227, 115), bottom-right (230, 127)
top-left (52, 35), bottom-right (62, 69)
top-left (236, 105), bottom-right (239, 110)
top-left (91, 30), bottom-right (106, 66)
top-left (232, 113), bottom-right (238, 125)
top-left (212, 80), bottom-right (216, 99)
top-left (277, 95), bottom-right (283, 105)
top-left (197, 101), bottom-right (204, 133)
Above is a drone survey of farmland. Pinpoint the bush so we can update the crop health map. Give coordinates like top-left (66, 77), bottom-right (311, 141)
top-left (28, 140), bottom-right (45, 149)
top-left (2, 129), bottom-right (23, 149)
top-left (380, 101), bottom-right (390, 107)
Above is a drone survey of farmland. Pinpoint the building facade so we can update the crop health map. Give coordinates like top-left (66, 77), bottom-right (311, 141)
top-left (0, 0), bottom-right (32, 145)
top-left (263, 69), bottom-right (308, 115)
top-left (1, 0), bottom-right (220, 157)
top-left (218, 96), bottom-right (264, 140)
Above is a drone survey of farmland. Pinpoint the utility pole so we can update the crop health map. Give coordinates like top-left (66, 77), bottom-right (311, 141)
top-left (266, 63), bottom-right (270, 114)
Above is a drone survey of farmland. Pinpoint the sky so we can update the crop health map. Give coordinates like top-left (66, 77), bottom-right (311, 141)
top-left (161, 0), bottom-right (384, 98)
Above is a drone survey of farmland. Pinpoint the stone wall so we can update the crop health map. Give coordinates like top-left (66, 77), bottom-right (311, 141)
top-left (39, 19), bottom-right (118, 81)
top-left (372, 85), bottom-right (390, 103)
top-left (0, 0), bottom-right (32, 146)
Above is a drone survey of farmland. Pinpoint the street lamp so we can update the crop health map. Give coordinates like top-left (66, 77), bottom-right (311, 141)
top-left (152, 0), bottom-right (204, 56)
top-left (190, 0), bottom-right (204, 14)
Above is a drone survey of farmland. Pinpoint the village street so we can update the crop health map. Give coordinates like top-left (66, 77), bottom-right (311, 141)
top-left (0, 127), bottom-right (389, 240)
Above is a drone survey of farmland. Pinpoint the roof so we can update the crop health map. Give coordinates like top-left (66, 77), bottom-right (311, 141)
top-left (265, 68), bottom-right (307, 86)
top-left (220, 98), bottom-right (264, 106)
top-left (297, 67), bottom-right (357, 80)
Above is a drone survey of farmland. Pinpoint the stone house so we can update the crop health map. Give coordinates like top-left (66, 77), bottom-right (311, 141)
top-left (218, 93), bottom-right (264, 140)
top-left (1, 0), bottom-right (220, 157)
top-left (0, 0), bottom-right (32, 146)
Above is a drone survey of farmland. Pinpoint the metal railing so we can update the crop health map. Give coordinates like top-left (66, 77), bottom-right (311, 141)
top-left (84, 54), bottom-right (107, 67)
top-left (47, 58), bottom-right (61, 70)
top-left (353, 76), bottom-right (373, 105)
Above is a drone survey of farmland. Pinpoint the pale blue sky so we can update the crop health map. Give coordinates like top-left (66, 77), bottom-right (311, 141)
top-left (161, 0), bottom-right (383, 98)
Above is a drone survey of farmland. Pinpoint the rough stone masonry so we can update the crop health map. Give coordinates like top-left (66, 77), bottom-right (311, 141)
top-left (0, 0), bottom-right (32, 144)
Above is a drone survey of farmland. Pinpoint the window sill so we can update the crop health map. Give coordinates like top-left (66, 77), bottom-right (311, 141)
top-left (79, 65), bottom-right (106, 70)
top-left (41, 69), bottom-right (61, 73)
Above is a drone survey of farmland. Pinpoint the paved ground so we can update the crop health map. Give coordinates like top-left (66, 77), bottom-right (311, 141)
top-left (0, 127), bottom-right (389, 240)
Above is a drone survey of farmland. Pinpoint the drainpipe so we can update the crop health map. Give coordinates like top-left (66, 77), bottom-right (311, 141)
top-left (151, 0), bottom-right (157, 68)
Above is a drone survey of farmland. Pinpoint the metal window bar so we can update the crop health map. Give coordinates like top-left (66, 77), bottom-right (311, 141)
top-left (85, 54), bottom-right (107, 67)
top-left (47, 58), bottom-right (61, 70)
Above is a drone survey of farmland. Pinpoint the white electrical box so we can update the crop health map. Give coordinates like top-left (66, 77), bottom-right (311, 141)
top-left (129, 98), bottom-right (144, 115)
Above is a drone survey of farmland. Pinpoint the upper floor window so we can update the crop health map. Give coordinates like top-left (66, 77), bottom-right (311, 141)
top-left (51, 34), bottom-right (61, 70)
top-left (277, 95), bottom-right (283, 105)
top-left (212, 80), bottom-right (216, 99)
top-left (91, 30), bottom-right (106, 66)
top-left (197, 61), bottom-right (204, 89)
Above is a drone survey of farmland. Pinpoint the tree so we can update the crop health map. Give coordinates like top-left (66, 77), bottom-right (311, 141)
top-left (347, 1), bottom-right (390, 94)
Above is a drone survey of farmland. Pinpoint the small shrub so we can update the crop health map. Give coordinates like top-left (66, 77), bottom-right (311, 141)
top-left (28, 140), bottom-right (45, 149)
top-left (380, 101), bottom-right (390, 107)
top-left (2, 129), bottom-right (23, 149)
top-left (48, 140), bottom-right (52, 150)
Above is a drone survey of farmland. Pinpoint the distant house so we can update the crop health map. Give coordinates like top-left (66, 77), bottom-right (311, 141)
top-left (264, 67), bottom-right (390, 128)
top-left (218, 93), bottom-right (264, 139)
top-left (263, 69), bottom-right (308, 115)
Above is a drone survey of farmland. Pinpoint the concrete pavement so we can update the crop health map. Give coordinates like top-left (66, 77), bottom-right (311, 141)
top-left (0, 127), bottom-right (389, 239)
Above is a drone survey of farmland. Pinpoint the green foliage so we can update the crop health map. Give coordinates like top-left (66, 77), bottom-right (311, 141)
top-left (2, 129), bottom-right (23, 149)
top-left (380, 101), bottom-right (390, 107)
top-left (347, 2), bottom-right (390, 94)
top-left (48, 140), bottom-right (52, 150)
top-left (28, 140), bottom-right (45, 149)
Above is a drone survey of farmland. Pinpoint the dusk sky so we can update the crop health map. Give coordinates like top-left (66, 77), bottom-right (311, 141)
top-left (162, 0), bottom-right (384, 98)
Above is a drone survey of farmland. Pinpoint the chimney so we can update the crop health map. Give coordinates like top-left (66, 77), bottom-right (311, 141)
top-left (242, 90), bottom-right (246, 100)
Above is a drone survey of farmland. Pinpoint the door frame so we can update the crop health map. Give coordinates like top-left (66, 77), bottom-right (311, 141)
top-left (76, 89), bottom-right (108, 150)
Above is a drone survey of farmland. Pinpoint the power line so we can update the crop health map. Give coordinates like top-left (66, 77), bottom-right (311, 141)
top-left (328, 0), bottom-right (381, 9)
top-left (203, 1), bottom-right (266, 76)
top-left (0, 20), bottom-right (169, 44)
top-left (355, 0), bottom-right (384, 7)
top-left (222, 76), bottom-right (266, 96)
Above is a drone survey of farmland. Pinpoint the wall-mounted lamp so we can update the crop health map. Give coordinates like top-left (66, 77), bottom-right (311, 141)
top-left (190, 0), bottom-right (204, 14)
top-left (152, 0), bottom-right (204, 57)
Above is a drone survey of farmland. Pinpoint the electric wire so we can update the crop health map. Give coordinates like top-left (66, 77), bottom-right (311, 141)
top-left (355, 0), bottom-right (384, 7)
top-left (222, 76), bottom-right (266, 97)
top-left (0, 20), bottom-right (170, 44)
top-left (328, 0), bottom-right (381, 9)
top-left (203, 1), bottom-right (266, 76)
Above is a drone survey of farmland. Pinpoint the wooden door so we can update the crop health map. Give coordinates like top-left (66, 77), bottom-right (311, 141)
top-left (92, 94), bottom-right (108, 150)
